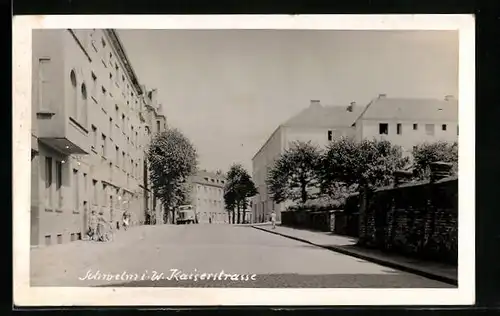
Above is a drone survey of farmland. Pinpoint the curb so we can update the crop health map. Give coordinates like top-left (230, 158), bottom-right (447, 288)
top-left (251, 225), bottom-right (458, 286)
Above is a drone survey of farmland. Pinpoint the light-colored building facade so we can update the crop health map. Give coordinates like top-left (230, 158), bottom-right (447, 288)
top-left (30, 29), bottom-right (165, 246)
top-left (352, 94), bottom-right (458, 157)
top-left (251, 96), bottom-right (458, 223)
top-left (140, 87), bottom-right (168, 224)
top-left (189, 171), bottom-right (228, 224)
top-left (252, 100), bottom-right (363, 223)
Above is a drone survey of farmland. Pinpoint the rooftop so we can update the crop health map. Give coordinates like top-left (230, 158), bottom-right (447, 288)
top-left (283, 102), bottom-right (364, 128)
top-left (189, 170), bottom-right (226, 187)
top-left (354, 95), bottom-right (458, 124)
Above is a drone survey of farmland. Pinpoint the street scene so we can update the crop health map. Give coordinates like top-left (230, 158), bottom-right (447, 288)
top-left (29, 28), bottom-right (459, 289)
top-left (31, 224), bottom-right (454, 288)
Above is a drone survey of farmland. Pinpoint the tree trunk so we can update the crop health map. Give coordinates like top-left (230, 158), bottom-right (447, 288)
top-left (301, 181), bottom-right (308, 205)
top-left (358, 185), bottom-right (370, 246)
top-left (236, 202), bottom-right (241, 224)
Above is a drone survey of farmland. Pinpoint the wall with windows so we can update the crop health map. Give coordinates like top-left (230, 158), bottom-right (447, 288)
top-left (356, 119), bottom-right (458, 156)
top-left (31, 29), bottom-right (155, 246)
top-left (191, 174), bottom-right (227, 224)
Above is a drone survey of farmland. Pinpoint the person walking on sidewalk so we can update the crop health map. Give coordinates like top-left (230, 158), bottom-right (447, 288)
top-left (88, 210), bottom-right (98, 241)
top-left (270, 211), bottom-right (276, 229)
top-left (122, 211), bottom-right (130, 231)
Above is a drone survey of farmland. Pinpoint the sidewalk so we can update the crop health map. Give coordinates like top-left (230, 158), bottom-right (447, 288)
top-left (252, 224), bottom-right (458, 286)
top-left (30, 224), bottom-right (163, 286)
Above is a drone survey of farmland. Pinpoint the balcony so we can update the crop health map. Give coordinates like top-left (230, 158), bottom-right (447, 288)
top-left (38, 113), bottom-right (90, 155)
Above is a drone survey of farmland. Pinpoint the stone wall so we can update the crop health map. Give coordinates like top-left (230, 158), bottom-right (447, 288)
top-left (281, 210), bottom-right (338, 232)
top-left (359, 177), bottom-right (458, 265)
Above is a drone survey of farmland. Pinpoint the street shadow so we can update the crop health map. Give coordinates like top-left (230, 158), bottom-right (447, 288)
top-left (94, 273), bottom-right (456, 288)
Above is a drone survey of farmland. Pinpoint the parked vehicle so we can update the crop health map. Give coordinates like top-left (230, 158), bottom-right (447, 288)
top-left (176, 205), bottom-right (198, 224)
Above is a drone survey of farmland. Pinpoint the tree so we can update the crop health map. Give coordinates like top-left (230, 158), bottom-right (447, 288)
top-left (319, 138), bottom-right (409, 191)
top-left (223, 164), bottom-right (257, 224)
top-left (267, 141), bottom-right (322, 205)
top-left (318, 138), bottom-right (409, 244)
top-left (412, 141), bottom-right (458, 179)
top-left (147, 128), bottom-right (198, 224)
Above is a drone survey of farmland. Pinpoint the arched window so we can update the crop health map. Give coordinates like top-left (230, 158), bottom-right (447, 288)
top-left (69, 70), bottom-right (77, 119)
top-left (80, 83), bottom-right (88, 126)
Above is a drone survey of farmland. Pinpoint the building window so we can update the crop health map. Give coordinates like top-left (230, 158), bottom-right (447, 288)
top-left (425, 124), bottom-right (435, 136)
top-left (91, 72), bottom-right (97, 101)
top-left (100, 86), bottom-right (107, 109)
top-left (413, 123), bottom-right (418, 130)
top-left (55, 161), bottom-right (63, 209)
top-left (102, 184), bottom-right (107, 207)
top-left (69, 70), bottom-right (78, 119)
top-left (115, 146), bottom-right (119, 166)
top-left (101, 37), bottom-right (106, 48)
top-left (109, 117), bottom-right (113, 139)
top-left (442, 124), bottom-right (447, 131)
top-left (122, 114), bottom-right (126, 131)
top-left (122, 151), bottom-right (126, 169)
top-left (457, 125), bottom-right (459, 135)
top-left (38, 58), bottom-right (52, 111)
top-left (379, 123), bottom-right (389, 135)
top-left (45, 157), bottom-right (53, 207)
top-left (92, 180), bottom-right (98, 205)
top-left (101, 133), bottom-right (106, 156)
top-left (73, 169), bottom-right (79, 211)
top-left (80, 83), bottom-right (88, 126)
top-left (397, 123), bottom-right (402, 135)
top-left (327, 130), bottom-right (333, 141)
top-left (91, 125), bottom-right (97, 149)
top-left (83, 173), bottom-right (87, 203)
top-left (157, 120), bottom-right (160, 132)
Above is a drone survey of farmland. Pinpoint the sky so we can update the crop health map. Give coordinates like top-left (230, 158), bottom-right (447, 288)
top-left (117, 30), bottom-right (459, 173)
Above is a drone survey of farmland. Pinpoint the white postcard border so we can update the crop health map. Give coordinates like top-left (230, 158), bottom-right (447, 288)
top-left (13, 14), bottom-right (475, 306)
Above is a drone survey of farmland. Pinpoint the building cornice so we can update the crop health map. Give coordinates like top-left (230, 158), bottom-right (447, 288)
top-left (104, 29), bottom-right (143, 96)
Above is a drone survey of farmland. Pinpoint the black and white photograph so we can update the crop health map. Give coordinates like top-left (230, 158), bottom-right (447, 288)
top-left (13, 15), bottom-right (475, 306)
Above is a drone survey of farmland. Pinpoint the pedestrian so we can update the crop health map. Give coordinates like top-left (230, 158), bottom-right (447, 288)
top-left (88, 210), bottom-right (98, 241)
top-left (270, 211), bottom-right (276, 229)
top-left (122, 211), bottom-right (130, 231)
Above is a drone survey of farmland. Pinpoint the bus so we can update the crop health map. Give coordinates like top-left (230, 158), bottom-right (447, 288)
top-left (176, 205), bottom-right (198, 224)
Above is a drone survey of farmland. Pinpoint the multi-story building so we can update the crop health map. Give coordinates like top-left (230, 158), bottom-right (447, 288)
top-left (30, 29), bottom-right (165, 246)
top-left (251, 95), bottom-right (458, 223)
top-left (352, 94), bottom-right (458, 157)
top-left (189, 170), bottom-right (228, 224)
top-left (140, 87), bottom-right (167, 224)
top-left (251, 100), bottom-right (363, 223)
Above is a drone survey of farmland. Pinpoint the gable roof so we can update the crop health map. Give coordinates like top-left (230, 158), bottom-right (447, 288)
top-left (354, 97), bottom-right (458, 124)
top-left (283, 104), bottom-right (364, 128)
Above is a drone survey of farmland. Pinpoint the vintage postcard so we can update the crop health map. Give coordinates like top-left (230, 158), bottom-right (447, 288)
top-left (13, 15), bottom-right (475, 306)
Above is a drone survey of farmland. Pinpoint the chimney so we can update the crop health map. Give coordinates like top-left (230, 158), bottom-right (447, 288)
top-left (444, 95), bottom-right (454, 101)
top-left (310, 100), bottom-right (321, 108)
top-left (378, 93), bottom-right (387, 98)
top-left (347, 101), bottom-right (356, 112)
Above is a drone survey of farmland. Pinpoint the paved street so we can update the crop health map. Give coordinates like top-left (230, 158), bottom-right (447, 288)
top-left (31, 224), bottom-right (453, 288)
